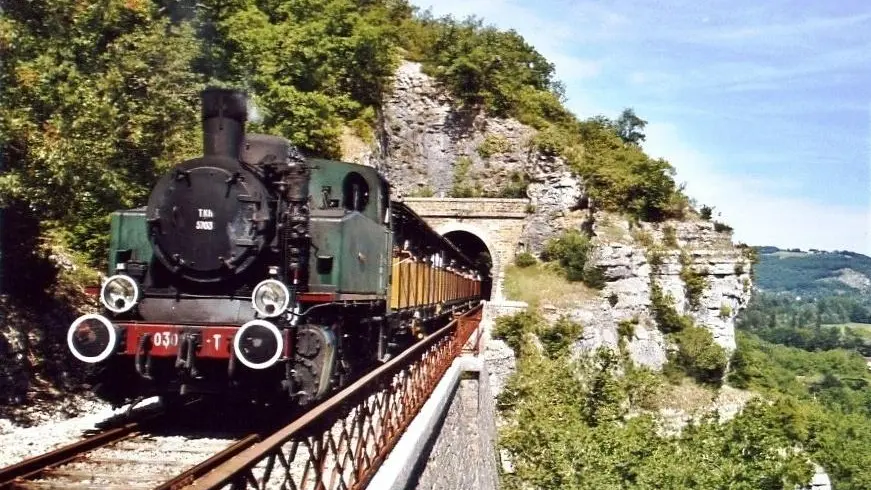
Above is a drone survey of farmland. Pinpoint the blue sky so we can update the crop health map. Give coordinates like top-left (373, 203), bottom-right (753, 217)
top-left (410, 0), bottom-right (871, 255)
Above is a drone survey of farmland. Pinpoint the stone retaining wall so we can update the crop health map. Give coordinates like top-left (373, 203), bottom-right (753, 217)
top-left (412, 366), bottom-right (499, 490)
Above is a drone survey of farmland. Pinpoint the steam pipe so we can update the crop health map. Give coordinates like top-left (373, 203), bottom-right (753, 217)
top-left (201, 88), bottom-right (247, 158)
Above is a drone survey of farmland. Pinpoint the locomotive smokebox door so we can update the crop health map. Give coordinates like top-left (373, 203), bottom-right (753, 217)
top-left (147, 158), bottom-right (272, 283)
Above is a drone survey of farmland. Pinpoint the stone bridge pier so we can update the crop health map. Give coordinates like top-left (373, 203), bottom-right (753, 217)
top-left (402, 198), bottom-right (530, 302)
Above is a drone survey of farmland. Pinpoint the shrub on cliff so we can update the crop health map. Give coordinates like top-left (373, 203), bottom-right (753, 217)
top-left (542, 230), bottom-right (591, 282)
top-left (679, 252), bottom-right (708, 311)
top-left (538, 316), bottom-right (583, 358)
top-left (492, 310), bottom-right (544, 354)
top-left (495, 171), bottom-right (530, 198)
top-left (477, 133), bottom-right (512, 157)
top-left (649, 282), bottom-right (694, 333)
top-left (670, 326), bottom-right (728, 385)
top-left (513, 252), bottom-right (537, 268)
top-left (493, 310), bottom-right (582, 359)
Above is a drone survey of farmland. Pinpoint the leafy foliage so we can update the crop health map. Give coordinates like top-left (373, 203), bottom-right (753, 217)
top-left (492, 309), bottom-right (544, 354)
top-left (713, 220), bottom-right (733, 233)
top-left (662, 225), bottom-right (677, 248)
top-left (411, 15), bottom-right (562, 120)
top-left (572, 117), bottom-right (689, 221)
top-left (542, 230), bottom-right (589, 281)
top-left (679, 252), bottom-right (708, 311)
top-left (1, 0), bottom-right (695, 267)
top-left (406, 185), bottom-right (435, 197)
top-left (513, 252), bottom-right (536, 268)
top-left (498, 327), bottom-right (813, 490)
top-left (492, 309), bottom-right (582, 359)
top-left (649, 282), bottom-right (693, 334)
top-left (207, 0), bottom-right (410, 155)
top-left (670, 326), bottom-right (727, 385)
top-left (476, 133), bottom-right (511, 158)
top-left (406, 15), bottom-right (689, 222)
top-left (1, 0), bottom-right (412, 263)
top-left (728, 332), bottom-right (871, 489)
top-left (538, 316), bottom-right (583, 358)
top-left (496, 170), bottom-right (530, 198)
top-left (0, 1), bottom-right (203, 258)
top-left (614, 108), bottom-right (647, 145)
top-left (738, 292), bottom-right (871, 354)
top-left (449, 156), bottom-right (482, 197)
top-left (617, 318), bottom-right (636, 340)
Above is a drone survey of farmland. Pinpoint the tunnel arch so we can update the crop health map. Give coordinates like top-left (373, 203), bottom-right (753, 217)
top-left (436, 223), bottom-right (498, 301)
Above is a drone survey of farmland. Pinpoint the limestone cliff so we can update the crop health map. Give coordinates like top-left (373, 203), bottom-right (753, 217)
top-left (351, 60), bottom-right (752, 372)
top-left (573, 213), bottom-right (753, 369)
top-left (371, 61), bottom-right (582, 253)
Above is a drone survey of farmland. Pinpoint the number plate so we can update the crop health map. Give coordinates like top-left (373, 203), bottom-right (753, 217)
top-left (122, 324), bottom-right (237, 359)
top-left (150, 331), bottom-right (180, 353)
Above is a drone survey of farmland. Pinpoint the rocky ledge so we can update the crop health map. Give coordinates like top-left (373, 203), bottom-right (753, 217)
top-left (570, 213), bottom-right (752, 369)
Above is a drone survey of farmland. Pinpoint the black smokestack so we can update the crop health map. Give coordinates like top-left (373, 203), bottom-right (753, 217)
top-left (201, 88), bottom-right (247, 158)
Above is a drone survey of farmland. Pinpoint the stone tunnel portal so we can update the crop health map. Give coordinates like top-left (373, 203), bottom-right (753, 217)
top-left (444, 230), bottom-right (493, 301)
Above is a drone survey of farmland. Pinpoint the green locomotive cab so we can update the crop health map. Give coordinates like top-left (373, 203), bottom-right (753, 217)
top-left (306, 159), bottom-right (391, 296)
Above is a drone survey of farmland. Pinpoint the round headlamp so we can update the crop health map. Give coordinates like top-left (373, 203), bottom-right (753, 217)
top-left (100, 274), bottom-right (139, 313)
top-left (67, 314), bottom-right (118, 363)
top-left (251, 279), bottom-right (290, 318)
top-left (233, 320), bottom-right (284, 370)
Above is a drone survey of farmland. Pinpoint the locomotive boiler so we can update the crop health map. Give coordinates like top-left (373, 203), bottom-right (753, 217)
top-left (66, 89), bottom-right (482, 406)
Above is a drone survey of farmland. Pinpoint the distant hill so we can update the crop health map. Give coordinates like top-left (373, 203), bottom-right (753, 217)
top-left (754, 246), bottom-right (871, 295)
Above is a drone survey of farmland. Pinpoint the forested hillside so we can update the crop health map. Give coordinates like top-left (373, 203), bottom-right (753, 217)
top-left (739, 247), bottom-right (871, 353)
top-left (491, 243), bottom-right (871, 488)
top-left (724, 247), bottom-right (871, 488)
top-left (754, 246), bottom-right (871, 295)
top-left (0, 0), bottom-right (690, 272)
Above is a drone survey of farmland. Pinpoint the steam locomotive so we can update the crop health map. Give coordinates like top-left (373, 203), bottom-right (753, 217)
top-left (67, 89), bottom-right (483, 407)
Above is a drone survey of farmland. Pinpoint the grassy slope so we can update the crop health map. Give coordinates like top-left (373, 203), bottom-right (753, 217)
top-left (502, 263), bottom-right (597, 309)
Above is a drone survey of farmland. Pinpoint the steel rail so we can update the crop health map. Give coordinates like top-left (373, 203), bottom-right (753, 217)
top-left (156, 434), bottom-right (262, 490)
top-left (0, 421), bottom-right (141, 486)
top-left (185, 302), bottom-right (484, 490)
top-left (0, 398), bottom-right (233, 489)
top-left (0, 406), bottom-right (170, 488)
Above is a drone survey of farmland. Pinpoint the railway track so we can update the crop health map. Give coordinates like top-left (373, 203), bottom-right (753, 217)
top-left (1, 305), bottom-right (485, 490)
top-left (0, 402), bottom-right (259, 490)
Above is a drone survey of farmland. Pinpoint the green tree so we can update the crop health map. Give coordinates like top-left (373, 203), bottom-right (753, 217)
top-left (0, 1), bottom-right (203, 259)
top-left (204, 0), bottom-right (408, 156)
top-left (615, 107), bottom-right (647, 145)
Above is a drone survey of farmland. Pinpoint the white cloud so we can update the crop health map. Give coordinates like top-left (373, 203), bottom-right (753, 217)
top-left (643, 123), bottom-right (871, 255)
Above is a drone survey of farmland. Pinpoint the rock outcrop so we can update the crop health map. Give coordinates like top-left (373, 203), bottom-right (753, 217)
top-left (370, 61), bottom-right (584, 252)
top-left (570, 213), bottom-right (752, 368)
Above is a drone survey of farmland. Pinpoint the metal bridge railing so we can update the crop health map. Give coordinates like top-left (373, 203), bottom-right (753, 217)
top-left (186, 303), bottom-right (484, 490)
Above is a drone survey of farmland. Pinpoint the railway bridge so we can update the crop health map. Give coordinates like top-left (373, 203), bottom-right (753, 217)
top-left (402, 197), bottom-right (531, 302)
